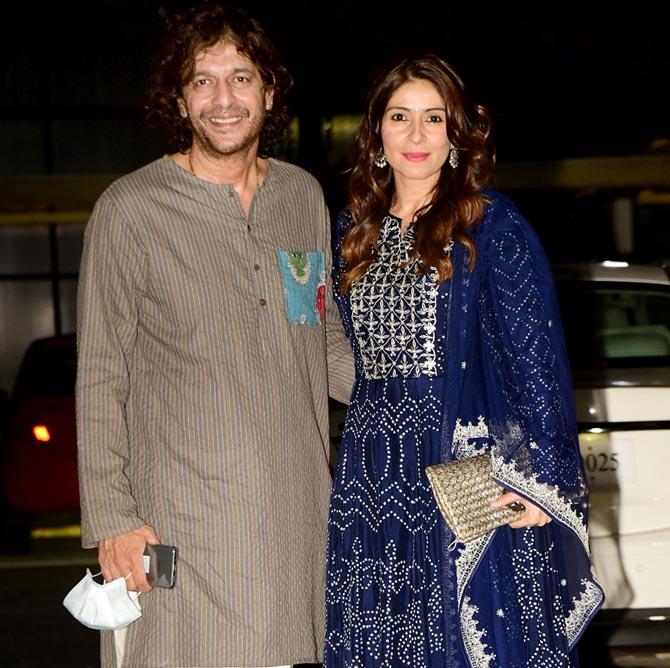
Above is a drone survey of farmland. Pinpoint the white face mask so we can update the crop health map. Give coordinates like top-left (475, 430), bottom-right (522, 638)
top-left (63, 569), bottom-right (142, 631)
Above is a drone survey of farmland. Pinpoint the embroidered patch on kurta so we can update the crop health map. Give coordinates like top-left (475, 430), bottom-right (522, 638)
top-left (276, 250), bottom-right (326, 325)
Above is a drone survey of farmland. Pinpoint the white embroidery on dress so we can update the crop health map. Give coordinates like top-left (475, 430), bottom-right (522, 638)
top-left (491, 453), bottom-right (590, 553)
top-left (325, 538), bottom-right (444, 664)
top-left (453, 416), bottom-right (489, 458)
top-left (461, 596), bottom-right (496, 668)
top-left (329, 386), bottom-right (442, 536)
top-left (491, 454), bottom-right (604, 648)
top-left (565, 579), bottom-right (603, 646)
top-left (455, 533), bottom-right (493, 605)
top-left (484, 227), bottom-right (589, 495)
top-left (450, 432), bottom-right (603, 664)
top-left (350, 216), bottom-right (438, 380)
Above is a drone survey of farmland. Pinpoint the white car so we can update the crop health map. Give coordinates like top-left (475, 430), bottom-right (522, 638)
top-left (555, 261), bottom-right (670, 645)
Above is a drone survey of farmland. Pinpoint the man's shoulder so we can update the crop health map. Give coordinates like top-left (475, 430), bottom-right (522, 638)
top-left (100, 157), bottom-right (174, 207)
top-left (268, 159), bottom-right (323, 195)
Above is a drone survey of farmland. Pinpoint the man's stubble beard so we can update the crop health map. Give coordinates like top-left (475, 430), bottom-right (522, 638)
top-left (191, 106), bottom-right (267, 160)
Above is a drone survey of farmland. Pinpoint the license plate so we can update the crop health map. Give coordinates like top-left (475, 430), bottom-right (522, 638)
top-left (579, 433), bottom-right (636, 489)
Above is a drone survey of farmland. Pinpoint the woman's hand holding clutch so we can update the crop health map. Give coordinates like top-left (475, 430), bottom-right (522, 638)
top-left (490, 492), bottom-right (553, 528)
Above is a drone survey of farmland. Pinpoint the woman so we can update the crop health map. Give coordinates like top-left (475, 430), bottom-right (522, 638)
top-left (324, 54), bottom-right (603, 667)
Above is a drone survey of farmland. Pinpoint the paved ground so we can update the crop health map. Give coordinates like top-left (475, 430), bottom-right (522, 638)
top-left (0, 535), bottom-right (324, 667)
top-left (0, 561), bottom-right (100, 667)
top-left (1, 533), bottom-right (668, 667)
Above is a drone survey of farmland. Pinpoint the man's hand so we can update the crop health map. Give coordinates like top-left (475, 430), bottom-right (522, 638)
top-left (98, 524), bottom-right (160, 592)
top-left (490, 492), bottom-right (553, 529)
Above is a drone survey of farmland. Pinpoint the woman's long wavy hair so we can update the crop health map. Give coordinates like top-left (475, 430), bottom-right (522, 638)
top-left (340, 54), bottom-right (495, 293)
top-left (145, 2), bottom-right (293, 156)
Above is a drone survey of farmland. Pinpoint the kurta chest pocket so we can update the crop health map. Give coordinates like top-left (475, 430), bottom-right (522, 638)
top-left (276, 250), bottom-right (326, 325)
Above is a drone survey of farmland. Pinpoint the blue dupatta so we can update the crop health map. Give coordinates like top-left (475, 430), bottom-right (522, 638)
top-left (440, 190), bottom-right (604, 666)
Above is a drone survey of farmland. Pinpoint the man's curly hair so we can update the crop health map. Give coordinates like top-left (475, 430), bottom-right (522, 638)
top-left (145, 2), bottom-right (293, 156)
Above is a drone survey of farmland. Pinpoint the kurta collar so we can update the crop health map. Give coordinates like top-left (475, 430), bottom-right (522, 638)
top-left (159, 154), bottom-right (289, 217)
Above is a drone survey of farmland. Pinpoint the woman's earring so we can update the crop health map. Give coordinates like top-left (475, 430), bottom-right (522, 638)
top-left (448, 147), bottom-right (459, 169)
top-left (373, 149), bottom-right (388, 168)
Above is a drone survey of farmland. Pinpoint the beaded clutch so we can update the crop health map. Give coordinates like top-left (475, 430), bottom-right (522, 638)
top-left (425, 453), bottom-right (525, 542)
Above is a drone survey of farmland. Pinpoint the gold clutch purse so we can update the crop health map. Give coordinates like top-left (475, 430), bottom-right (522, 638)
top-left (425, 453), bottom-right (525, 542)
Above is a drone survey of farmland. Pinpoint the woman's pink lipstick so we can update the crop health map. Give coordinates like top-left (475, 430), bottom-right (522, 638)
top-left (402, 152), bottom-right (430, 162)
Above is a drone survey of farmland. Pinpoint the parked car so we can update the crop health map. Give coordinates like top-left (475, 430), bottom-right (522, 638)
top-left (555, 261), bottom-right (670, 646)
top-left (1, 334), bottom-right (78, 516)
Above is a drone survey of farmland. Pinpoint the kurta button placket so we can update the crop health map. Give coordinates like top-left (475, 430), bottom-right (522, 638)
top-left (241, 185), bottom-right (274, 355)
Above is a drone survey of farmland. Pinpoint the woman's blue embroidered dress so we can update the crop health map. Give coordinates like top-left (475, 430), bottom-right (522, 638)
top-left (324, 191), bottom-right (604, 667)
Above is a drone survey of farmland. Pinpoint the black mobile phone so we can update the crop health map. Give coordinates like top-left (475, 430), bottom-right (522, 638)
top-left (143, 543), bottom-right (178, 588)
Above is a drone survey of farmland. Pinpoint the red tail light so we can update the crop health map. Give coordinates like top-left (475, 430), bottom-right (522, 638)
top-left (33, 425), bottom-right (51, 442)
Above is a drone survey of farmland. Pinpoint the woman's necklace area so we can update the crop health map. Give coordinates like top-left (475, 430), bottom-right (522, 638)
top-left (391, 192), bottom-right (428, 232)
top-left (188, 151), bottom-right (263, 189)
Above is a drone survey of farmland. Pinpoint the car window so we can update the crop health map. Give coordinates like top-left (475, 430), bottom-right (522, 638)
top-left (556, 281), bottom-right (670, 368)
top-left (21, 345), bottom-right (77, 396)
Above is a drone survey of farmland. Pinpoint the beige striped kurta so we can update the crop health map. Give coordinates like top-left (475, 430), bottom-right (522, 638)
top-left (76, 156), bottom-right (354, 667)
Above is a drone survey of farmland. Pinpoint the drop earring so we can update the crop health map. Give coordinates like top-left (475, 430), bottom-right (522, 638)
top-left (373, 149), bottom-right (388, 168)
top-left (448, 147), bottom-right (459, 169)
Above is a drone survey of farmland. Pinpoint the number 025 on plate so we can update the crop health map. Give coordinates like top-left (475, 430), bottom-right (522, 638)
top-left (579, 433), bottom-right (635, 489)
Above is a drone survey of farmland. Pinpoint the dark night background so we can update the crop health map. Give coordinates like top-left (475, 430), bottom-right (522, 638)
top-left (2, 1), bottom-right (668, 266)
top-left (2, 1), bottom-right (668, 171)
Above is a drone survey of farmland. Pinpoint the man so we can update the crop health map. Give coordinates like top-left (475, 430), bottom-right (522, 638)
top-left (76, 3), bottom-right (353, 666)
